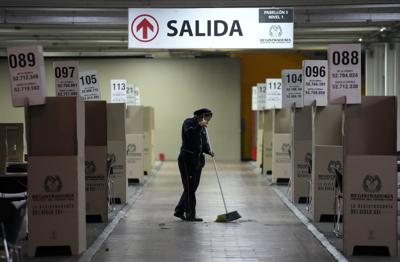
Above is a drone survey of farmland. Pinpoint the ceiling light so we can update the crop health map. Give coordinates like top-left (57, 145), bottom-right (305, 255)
top-left (358, 38), bottom-right (363, 42)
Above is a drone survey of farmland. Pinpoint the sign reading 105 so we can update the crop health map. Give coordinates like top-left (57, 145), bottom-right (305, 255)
top-left (80, 74), bottom-right (97, 85)
top-left (8, 53), bottom-right (36, 68)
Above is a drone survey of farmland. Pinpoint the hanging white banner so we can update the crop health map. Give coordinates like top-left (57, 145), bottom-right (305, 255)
top-left (266, 78), bottom-right (282, 109)
top-left (54, 61), bottom-right (79, 97)
top-left (126, 84), bottom-right (136, 106)
top-left (7, 45), bottom-right (46, 107)
top-left (128, 8), bottom-right (293, 49)
top-left (257, 83), bottom-right (267, 110)
top-left (79, 70), bottom-right (101, 101)
top-left (303, 60), bottom-right (328, 106)
top-left (282, 69), bottom-right (303, 108)
top-left (252, 86), bottom-right (258, 111)
top-left (328, 44), bottom-right (361, 104)
top-left (110, 79), bottom-right (127, 103)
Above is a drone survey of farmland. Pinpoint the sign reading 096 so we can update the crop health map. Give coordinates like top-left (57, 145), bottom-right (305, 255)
top-left (8, 52), bottom-right (36, 68)
top-left (305, 65), bottom-right (326, 78)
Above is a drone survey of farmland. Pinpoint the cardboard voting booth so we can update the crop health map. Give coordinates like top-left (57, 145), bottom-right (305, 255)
top-left (311, 104), bottom-right (343, 222)
top-left (272, 108), bottom-right (291, 183)
top-left (262, 110), bottom-right (273, 175)
top-left (256, 111), bottom-right (264, 168)
top-left (143, 106), bottom-right (155, 174)
top-left (126, 106), bottom-right (144, 183)
top-left (107, 103), bottom-right (127, 204)
top-left (85, 101), bottom-right (108, 223)
top-left (343, 96), bottom-right (397, 257)
top-left (291, 106), bottom-right (312, 203)
top-left (27, 97), bottom-right (86, 256)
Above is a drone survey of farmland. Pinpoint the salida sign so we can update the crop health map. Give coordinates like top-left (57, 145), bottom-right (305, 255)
top-left (128, 8), bottom-right (293, 49)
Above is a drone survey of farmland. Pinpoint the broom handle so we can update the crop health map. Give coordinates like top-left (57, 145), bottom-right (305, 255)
top-left (205, 127), bottom-right (229, 214)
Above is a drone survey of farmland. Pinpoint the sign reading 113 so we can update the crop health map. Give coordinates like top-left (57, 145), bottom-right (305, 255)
top-left (113, 82), bottom-right (126, 91)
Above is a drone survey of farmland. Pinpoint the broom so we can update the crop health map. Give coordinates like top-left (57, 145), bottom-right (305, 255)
top-left (205, 127), bottom-right (241, 222)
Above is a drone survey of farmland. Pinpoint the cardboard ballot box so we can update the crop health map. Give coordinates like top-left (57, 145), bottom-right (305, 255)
top-left (0, 123), bottom-right (24, 163)
top-left (262, 110), bottom-right (273, 175)
top-left (107, 103), bottom-right (127, 204)
top-left (126, 106), bottom-right (144, 182)
top-left (311, 104), bottom-right (343, 222)
top-left (27, 97), bottom-right (86, 256)
top-left (272, 108), bottom-right (291, 184)
top-left (85, 101), bottom-right (108, 223)
top-left (256, 111), bottom-right (264, 168)
top-left (291, 106), bottom-right (312, 203)
top-left (343, 96), bottom-right (397, 257)
top-left (126, 134), bottom-right (144, 182)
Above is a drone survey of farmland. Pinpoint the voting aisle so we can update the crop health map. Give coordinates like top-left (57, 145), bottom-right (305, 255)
top-left (1, 5), bottom-right (399, 262)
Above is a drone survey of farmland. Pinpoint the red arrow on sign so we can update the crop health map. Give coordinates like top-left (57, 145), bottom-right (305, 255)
top-left (137, 18), bottom-right (154, 40)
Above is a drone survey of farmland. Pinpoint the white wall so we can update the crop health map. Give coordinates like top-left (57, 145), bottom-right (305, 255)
top-left (0, 57), bottom-right (241, 161)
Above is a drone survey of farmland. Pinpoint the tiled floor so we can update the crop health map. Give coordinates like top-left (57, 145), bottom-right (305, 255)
top-left (90, 161), bottom-right (335, 262)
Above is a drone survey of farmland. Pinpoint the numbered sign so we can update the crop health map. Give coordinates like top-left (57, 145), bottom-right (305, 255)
top-left (328, 44), bottom-right (361, 104)
top-left (134, 87), bottom-right (141, 106)
top-left (111, 79), bottom-right (127, 103)
top-left (303, 60), bottom-right (328, 106)
top-left (7, 45), bottom-right (46, 107)
top-left (282, 69), bottom-right (303, 108)
top-left (266, 78), bottom-right (282, 109)
top-left (126, 84), bottom-right (135, 106)
top-left (257, 83), bottom-right (267, 110)
top-left (79, 71), bottom-right (101, 101)
top-left (54, 61), bottom-right (79, 97)
top-left (252, 86), bottom-right (258, 111)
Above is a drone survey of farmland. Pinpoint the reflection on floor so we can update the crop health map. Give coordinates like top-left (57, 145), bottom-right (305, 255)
top-left (20, 161), bottom-right (398, 261)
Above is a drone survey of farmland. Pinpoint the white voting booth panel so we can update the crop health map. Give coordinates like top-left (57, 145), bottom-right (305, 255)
top-left (344, 96), bottom-right (397, 257)
top-left (143, 106), bottom-right (155, 174)
top-left (256, 111), bottom-right (264, 168)
top-left (311, 104), bottom-right (343, 222)
top-left (107, 103), bottom-right (127, 204)
top-left (27, 97), bottom-right (86, 256)
top-left (85, 101), bottom-right (108, 223)
top-left (262, 110), bottom-right (273, 175)
top-left (291, 106), bottom-right (312, 203)
top-left (272, 108), bottom-right (291, 183)
top-left (126, 106), bottom-right (144, 182)
top-left (126, 134), bottom-right (144, 182)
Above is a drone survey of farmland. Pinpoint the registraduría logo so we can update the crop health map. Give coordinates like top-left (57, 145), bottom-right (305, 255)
top-left (44, 175), bottom-right (63, 193)
top-left (363, 175), bottom-right (382, 193)
top-left (269, 25), bottom-right (283, 38)
top-left (85, 161), bottom-right (96, 175)
top-left (127, 144), bottom-right (137, 155)
top-left (327, 160), bottom-right (342, 175)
